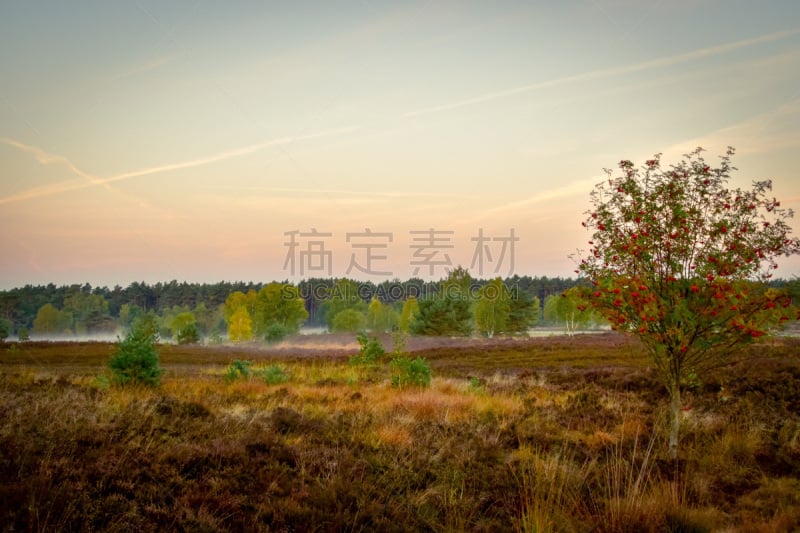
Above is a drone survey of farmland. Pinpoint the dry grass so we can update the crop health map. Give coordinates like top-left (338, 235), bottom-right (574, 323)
top-left (1, 334), bottom-right (799, 531)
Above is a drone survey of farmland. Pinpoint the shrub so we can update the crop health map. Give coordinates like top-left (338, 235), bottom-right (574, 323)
top-left (331, 309), bottom-right (367, 333)
top-left (224, 359), bottom-right (252, 381)
top-left (392, 330), bottom-right (408, 354)
top-left (349, 333), bottom-right (386, 366)
top-left (0, 318), bottom-right (10, 342)
top-left (264, 323), bottom-right (288, 344)
top-left (391, 356), bottom-right (431, 388)
top-left (176, 323), bottom-right (200, 345)
top-left (109, 317), bottom-right (162, 387)
top-left (259, 364), bottom-right (289, 385)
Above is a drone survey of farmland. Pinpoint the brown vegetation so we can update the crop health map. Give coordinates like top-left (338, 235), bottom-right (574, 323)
top-left (1, 333), bottom-right (799, 531)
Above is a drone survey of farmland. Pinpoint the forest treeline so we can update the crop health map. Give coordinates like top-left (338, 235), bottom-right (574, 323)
top-left (0, 274), bottom-right (796, 342)
top-left (0, 274), bottom-right (579, 339)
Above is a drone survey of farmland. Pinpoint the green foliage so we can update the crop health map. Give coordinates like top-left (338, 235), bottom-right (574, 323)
top-left (192, 302), bottom-right (224, 337)
top-left (506, 288), bottom-right (540, 335)
top-left (543, 288), bottom-right (599, 335)
top-left (90, 374), bottom-right (110, 390)
top-left (468, 376), bottom-right (485, 393)
top-left (171, 311), bottom-right (199, 344)
top-left (439, 266), bottom-right (474, 300)
top-left (223, 360), bottom-right (287, 384)
top-left (254, 283), bottom-right (308, 336)
top-left (331, 308), bottom-right (367, 333)
top-left (324, 279), bottom-right (368, 329)
top-left (399, 297), bottom-right (420, 333)
top-left (392, 330), bottom-right (408, 355)
top-left (224, 359), bottom-right (253, 381)
top-left (474, 278), bottom-right (511, 338)
top-left (63, 291), bottom-right (111, 334)
top-left (17, 326), bottom-right (29, 342)
top-left (224, 291), bottom-right (252, 322)
top-left (366, 297), bottom-right (399, 333)
top-left (410, 268), bottom-right (474, 336)
top-left (0, 318), bottom-right (10, 342)
top-left (578, 147), bottom-right (800, 458)
top-left (109, 316), bottom-right (162, 387)
top-left (349, 332), bottom-right (386, 366)
top-left (118, 303), bottom-right (144, 330)
top-left (390, 356), bottom-right (431, 388)
top-left (259, 364), bottom-right (289, 385)
top-left (32, 303), bottom-right (73, 336)
top-left (131, 313), bottom-right (160, 338)
top-left (176, 322), bottom-right (200, 345)
top-left (264, 323), bottom-right (289, 344)
top-left (227, 306), bottom-right (253, 342)
top-left (170, 311), bottom-right (196, 335)
top-left (410, 297), bottom-right (473, 336)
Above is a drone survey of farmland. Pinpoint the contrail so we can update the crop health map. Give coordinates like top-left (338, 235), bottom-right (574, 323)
top-left (0, 126), bottom-right (359, 205)
top-left (475, 177), bottom-right (600, 221)
top-left (207, 185), bottom-right (471, 199)
top-left (403, 27), bottom-right (800, 118)
top-left (0, 137), bottom-right (111, 192)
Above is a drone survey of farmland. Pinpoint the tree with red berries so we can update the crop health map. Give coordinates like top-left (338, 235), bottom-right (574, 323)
top-left (578, 147), bottom-right (800, 459)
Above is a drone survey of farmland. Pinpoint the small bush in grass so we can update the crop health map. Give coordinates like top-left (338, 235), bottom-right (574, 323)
top-left (264, 323), bottom-right (289, 344)
top-left (349, 332), bottom-right (386, 366)
top-left (176, 323), bottom-right (200, 345)
top-left (90, 374), bottom-right (110, 390)
top-left (391, 356), bottom-right (431, 388)
top-left (225, 359), bottom-right (253, 381)
top-left (259, 364), bottom-right (289, 385)
top-left (109, 316), bottom-right (162, 387)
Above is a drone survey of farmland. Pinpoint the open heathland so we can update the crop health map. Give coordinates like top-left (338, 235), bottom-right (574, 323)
top-left (1, 332), bottom-right (799, 532)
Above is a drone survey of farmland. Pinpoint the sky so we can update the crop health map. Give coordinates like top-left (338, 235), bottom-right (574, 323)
top-left (1, 1), bottom-right (799, 289)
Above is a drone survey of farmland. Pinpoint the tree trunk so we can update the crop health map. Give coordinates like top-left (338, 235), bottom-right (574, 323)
top-left (669, 382), bottom-right (681, 460)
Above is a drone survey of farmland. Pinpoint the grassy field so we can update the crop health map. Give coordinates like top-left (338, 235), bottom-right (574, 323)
top-left (1, 333), bottom-right (799, 532)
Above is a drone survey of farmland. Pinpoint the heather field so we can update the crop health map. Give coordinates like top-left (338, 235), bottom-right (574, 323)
top-left (1, 333), bottom-right (799, 532)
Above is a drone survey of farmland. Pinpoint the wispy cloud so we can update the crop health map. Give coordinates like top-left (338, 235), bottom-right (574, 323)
top-left (471, 177), bottom-right (600, 222)
top-left (403, 27), bottom-right (800, 118)
top-left (661, 98), bottom-right (800, 159)
top-left (207, 185), bottom-right (469, 200)
top-left (0, 126), bottom-right (359, 205)
top-left (0, 137), bottom-right (111, 192)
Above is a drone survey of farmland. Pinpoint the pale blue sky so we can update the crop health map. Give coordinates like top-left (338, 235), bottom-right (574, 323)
top-left (1, 1), bottom-right (799, 288)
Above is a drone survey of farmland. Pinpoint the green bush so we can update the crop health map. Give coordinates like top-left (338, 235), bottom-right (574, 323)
top-left (349, 333), bottom-right (386, 366)
top-left (264, 323), bottom-right (288, 344)
top-left (331, 309), bottom-right (367, 333)
top-left (225, 359), bottom-right (253, 381)
top-left (0, 318), bottom-right (10, 342)
top-left (259, 364), bottom-right (289, 385)
top-left (391, 356), bottom-right (431, 388)
top-left (176, 323), bottom-right (200, 345)
top-left (109, 317), bottom-right (162, 387)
